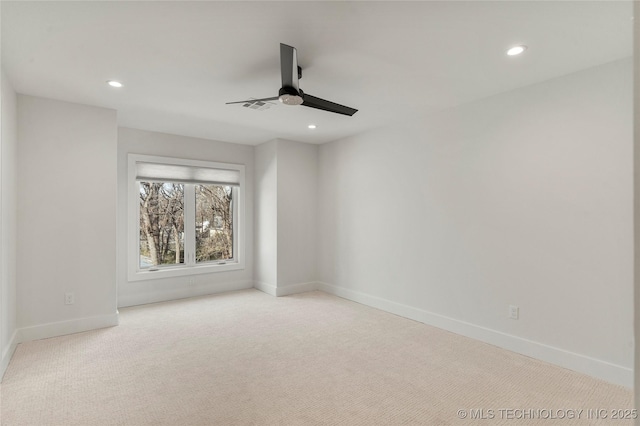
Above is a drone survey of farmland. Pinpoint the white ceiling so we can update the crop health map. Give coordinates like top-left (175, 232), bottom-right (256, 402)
top-left (1, 1), bottom-right (633, 145)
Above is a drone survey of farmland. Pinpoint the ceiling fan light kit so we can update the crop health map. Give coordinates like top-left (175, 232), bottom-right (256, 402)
top-left (227, 43), bottom-right (358, 116)
top-left (278, 86), bottom-right (304, 105)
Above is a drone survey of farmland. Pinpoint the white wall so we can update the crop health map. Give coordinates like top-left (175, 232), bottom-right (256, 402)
top-left (17, 96), bottom-right (118, 340)
top-left (633, 0), bottom-right (640, 412)
top-left (254, 139), bottom-right (278, 289)
top-left (276, 140), bottom-right (317, 289)
top-left (117, 127), bottom-right (254, 307)
top-left (253, 139), bottom-right (318, 296)
top-left (1, 68), bottom-right (18, 377)
top-left (318, 59), bottom-right (633, 386)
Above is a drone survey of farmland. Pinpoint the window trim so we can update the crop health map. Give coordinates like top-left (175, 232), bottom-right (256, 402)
top-left (127, 154), bottom-right (245, 282)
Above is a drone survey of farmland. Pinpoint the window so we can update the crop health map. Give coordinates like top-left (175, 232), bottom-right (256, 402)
top-left (128, 155), bottom-right (245, 281)
top-left (195, 184), bottom-right (234, 263)
top-left (139, 182), bottom-right (185, 268)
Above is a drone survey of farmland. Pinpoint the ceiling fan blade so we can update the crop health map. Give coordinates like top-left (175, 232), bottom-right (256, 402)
top-left (302, 94), bottom-right (358, 116)
top-left (226, 96), bottom-right (279, 105)
top-left (280, 43), bottom-right (299, 92)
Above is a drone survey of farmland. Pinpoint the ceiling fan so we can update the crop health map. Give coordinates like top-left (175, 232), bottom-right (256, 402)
top-left (226, 44), bottom-right (358, 116)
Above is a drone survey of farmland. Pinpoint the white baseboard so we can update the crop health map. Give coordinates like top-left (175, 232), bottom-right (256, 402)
top-left (0, 330), bottom-right (18, 382)
top-left (318, 282), bottom-right (632, 388)
top-left (18, 312), bottom-right (120, 343)
top-left (118, 280), bottom-right (254, 308)
top-left (254, 281), bottom-right (319, 297)
top-left (254, 281), bottom-right (277, 296)
top-left (275, 281), bottom-right (319, 296)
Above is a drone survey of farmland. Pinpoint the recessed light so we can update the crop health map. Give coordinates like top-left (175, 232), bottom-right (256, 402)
top-left (308, 124), bottom-right (317, 129)
top-left (107, 80), bottom-right (123, 88)
top-left (506, 45), bottom-right (527, 56)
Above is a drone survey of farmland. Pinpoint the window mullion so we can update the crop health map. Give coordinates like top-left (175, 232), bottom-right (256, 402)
top-left (184, 184), bottom-right (196, 266)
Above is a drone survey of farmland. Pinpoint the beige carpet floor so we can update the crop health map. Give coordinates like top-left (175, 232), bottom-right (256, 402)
top-left (0, 289), bottom-right (633, 425)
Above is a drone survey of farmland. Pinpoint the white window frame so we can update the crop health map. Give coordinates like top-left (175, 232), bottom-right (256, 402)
top-left (128, 154), bottom-right (245, 282)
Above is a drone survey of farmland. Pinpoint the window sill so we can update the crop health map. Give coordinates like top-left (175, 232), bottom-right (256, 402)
top-left (128, 261), bottom-right (244, 282)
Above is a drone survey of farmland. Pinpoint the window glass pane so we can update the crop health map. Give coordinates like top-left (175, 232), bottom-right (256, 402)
top-left (195, 185), bottom-right (233, 262)
top-left (139, 182), bottom-right (184, 268)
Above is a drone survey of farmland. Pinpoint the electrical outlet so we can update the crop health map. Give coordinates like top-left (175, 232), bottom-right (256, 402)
top-left (509, 305), bottom-right (519, 320)
top-left (65, 292), bottom-right (75, 305)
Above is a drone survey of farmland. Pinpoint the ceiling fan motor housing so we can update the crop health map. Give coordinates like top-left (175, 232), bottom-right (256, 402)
top-left (279, 86), bottom-right (304, 106)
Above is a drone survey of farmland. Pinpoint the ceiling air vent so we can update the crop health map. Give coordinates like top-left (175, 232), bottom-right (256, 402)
top-left (242, 99), bottom-right (275, 111)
